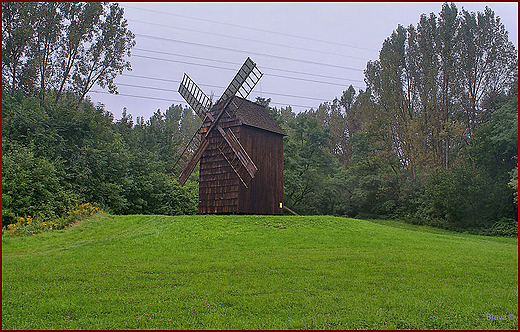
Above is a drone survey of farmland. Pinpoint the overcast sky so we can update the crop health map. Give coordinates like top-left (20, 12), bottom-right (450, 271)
top-left (86, 2), bottom-right (518, 121)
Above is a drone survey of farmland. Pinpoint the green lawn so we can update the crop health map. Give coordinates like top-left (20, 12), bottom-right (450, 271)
top-left (2, 214), bottom-right (518, 330)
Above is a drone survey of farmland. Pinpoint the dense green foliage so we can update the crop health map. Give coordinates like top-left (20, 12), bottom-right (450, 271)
top-left (1, 3), bottom-right (198, 227)
top-left (2, 214), bottom-right (517, 329)
top-left (2, 93), bottom-right (199, 226)
top-left (2, 3), bottom-right (517, 236)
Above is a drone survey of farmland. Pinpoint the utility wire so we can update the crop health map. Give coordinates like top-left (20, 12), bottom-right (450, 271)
top-left (266, 72), bottom-right (363, 89)
top-left (129, 19), bottom-right (371, 61)
top-left (134, 33), bottom-right (364, 72)
top-left (117, 82), bottom-right (178, 93)
top-left (131, 54), bottom-right (364, 89)
top-left (124, 4), bottom-right (378, 52)
top-left (89, 89), bottom-right (317, 109)
top-left (89, 90), bottom-right (183, 103)
top-left (121, 73), bottom-right (221, 89)
top-left (120, 73), bottom-right (364, 95)
top-left (116, 81), bottom-right (333, 102)
top-left (133, 47), bottom-right (365, 83)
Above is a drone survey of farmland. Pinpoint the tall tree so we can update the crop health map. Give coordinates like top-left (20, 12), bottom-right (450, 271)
top-left (55, 2), bottom-right (103, 101)
top-left (364, 4), bottom-right (517, 175)
top-left (436, 2), bottom-right (460, 170)
top-left (2, 2), bottom-right (37, 92)
top-left (28, 2), bottom-right (64, 101)
top-left (72, 3), bottom-right (135, 103)
top-left (457, 7), bottom-right (518, 146)
top-left (339, 85), bottom-right (362, 167)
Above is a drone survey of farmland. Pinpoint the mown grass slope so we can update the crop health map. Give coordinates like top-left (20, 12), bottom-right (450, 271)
top-left (2, 215), bottom-right (518, 330)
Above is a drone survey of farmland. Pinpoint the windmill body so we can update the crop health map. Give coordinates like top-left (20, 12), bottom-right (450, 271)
top-left (174, 58), bottom-right (286, 215)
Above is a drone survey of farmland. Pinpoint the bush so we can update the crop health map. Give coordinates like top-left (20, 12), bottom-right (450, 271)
top-left (123, 172), bottom-right (198, 215)
top-left (489, 217), bottom-right (518, 237)
top-left (2, 203), bottom-right (103, 237)
top-left (416, 166), bottom-right (500, 229)
top-left (2, 142), bottom-right (78, 227)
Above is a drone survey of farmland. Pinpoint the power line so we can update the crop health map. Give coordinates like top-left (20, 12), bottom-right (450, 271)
top-left (132, 54), bottom-right (236, 72)
top-left (120, 73), bottom-right (222, 89)
top-left (117, 82), bottom-right (178, 93)
top-left (267, 72), bottom-right (363, 89)
top-left (129, 19), bottom-right (371, 61)
top-left (116, 81), bottom-right (333, 102)
top-left (123, 4), bottom-right (378, 52)
top-left (122, 73), bottom-right (184, 84)
top-left (89, 89), bottom-right (317, 109)
top-left (131, 54), bottom-right (364, 88)
top-left (133, 47), bottom-right (365, 83)
top-left (134, 33), bottom-right (364, 72)
top-left (89, 90), bottom-right (182, 103)
top-left (120, 73), bottom-right (364, 96)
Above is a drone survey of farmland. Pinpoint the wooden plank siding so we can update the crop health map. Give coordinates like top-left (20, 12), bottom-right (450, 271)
top-left (238, 125), bottom-right (284, 215)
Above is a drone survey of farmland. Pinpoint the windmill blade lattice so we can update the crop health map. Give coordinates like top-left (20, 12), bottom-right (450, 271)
top-left (172, 125), bottom-right (206, 183)
top-left (173, 74), bottom-right (211, 183)
top-left (217, 57), bottom-right (263, 112)
top-left (178, 73), bottom-right (212, 119)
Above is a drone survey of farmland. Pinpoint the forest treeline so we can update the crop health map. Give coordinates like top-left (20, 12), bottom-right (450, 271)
top-left (2, 3), bottom-right (518, 235)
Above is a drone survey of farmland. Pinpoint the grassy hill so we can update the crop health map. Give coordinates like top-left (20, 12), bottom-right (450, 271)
top-left (2, 214), bottom-right (518, 330)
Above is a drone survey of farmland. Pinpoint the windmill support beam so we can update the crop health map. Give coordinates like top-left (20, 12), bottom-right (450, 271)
top-left (219, 127), bottom-right (258, 179)
top-left (177, 138), bottom-right (209, 186)
top-left (218, 144), bottom-right (249, 188)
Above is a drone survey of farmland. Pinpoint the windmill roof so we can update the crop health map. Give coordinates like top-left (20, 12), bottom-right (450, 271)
top-left (228, 97), bottom-right (287, 136)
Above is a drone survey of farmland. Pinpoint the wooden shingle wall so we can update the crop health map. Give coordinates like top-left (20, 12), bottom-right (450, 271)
top-left (198, 128), bottom-right (240, 214)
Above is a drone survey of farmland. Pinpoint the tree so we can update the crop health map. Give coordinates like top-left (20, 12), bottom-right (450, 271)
top-left (1, 2), bottom-right (135, 103)
top-left (72, 3), bottom-right (135, 103)
top-left (436, 2), bottom-right (460, 170)
top-left (2, 2), bottom-right (37, 92)
top-left (339, 85), bottom-right (362, 167)
top-left (283, 111), bottom-right (338, 213)
top-left (457, 7), bottom-right (518, 143)
top-left (27, 2), bottom-right (64, 100)
top-left (55, 2), bottom-right (103, 101)
top-left (357, 4), bottom-right (517, 228)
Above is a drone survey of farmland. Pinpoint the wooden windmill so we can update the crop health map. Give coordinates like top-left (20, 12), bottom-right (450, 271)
top-left (173, 58), bottom-right (286, 215)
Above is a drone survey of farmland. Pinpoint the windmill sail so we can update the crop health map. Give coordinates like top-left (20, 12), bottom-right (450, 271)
top-left (172, 125), bottom-right (206, 185)
top-left (178, 73), bottom-right (212, 119)
top-left (216, 127), bottom-right (256, 187)
top-left (217, 57), bottom-right (263, 105)
top-left (176, 134), bottom-right (209, 186)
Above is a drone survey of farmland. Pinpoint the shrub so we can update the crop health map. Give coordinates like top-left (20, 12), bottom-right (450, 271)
top-left (416, 166), bottom-right (499, 229)
top-left (1, 142), bottom-right (78, 227)
top-left (123, 172), bottom-right (198, 215)
top-left (2, 203), bottom-right (103, 237)
top-left (489, 217), bottom-right (518, 237)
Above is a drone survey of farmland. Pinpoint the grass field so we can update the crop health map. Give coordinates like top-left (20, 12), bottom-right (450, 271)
top-left (2, 214), bottom-right (518, 330)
